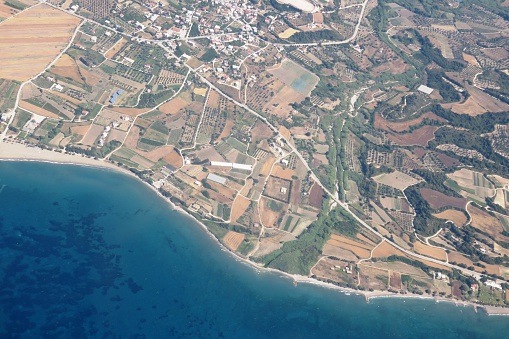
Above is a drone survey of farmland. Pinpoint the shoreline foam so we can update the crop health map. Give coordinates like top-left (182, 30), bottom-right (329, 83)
top-left (2, 139), bottom-right (508, 316)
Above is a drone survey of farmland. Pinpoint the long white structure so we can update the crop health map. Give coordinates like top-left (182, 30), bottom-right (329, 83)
top-left (210, 161), bottom-right (252, 171)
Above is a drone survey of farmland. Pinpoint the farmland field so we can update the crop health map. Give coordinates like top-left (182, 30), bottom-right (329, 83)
top-left (19, 100), bottom-right (60, 119)
top-left (259, 156), bottom-right (276, 177)
top-left (159, 97), bottom-right (189, 115)
top-left (374, 112), bottom-right (446, 133)
top-left (223, 231), bottom-right (245, 251)
top-left (308, 183), bottom-right (325, 208)
top-left (387, 125), bottom-right (439, 146)
top-left (49, 54), bottom-right (84, 84)
top-left (231, 195), bottom-right (251, 223)
top-left (105, 37), bottom-right (126, 59)
top-left (443, 85), bottom-right (509, 116)
top-left (372, 170), bottom-right (420, 191)
top-left (268, 59), bottom-right (319, 96)
top-left (469, 205), bottom-right (509, 242)
top-left (372, 241), bottom-right (407, 258)
top-left (433, 209), bottom-right (467, 227)
top-left (325, 234), bottom-right (375, 259)
top-left (270, 165), bottom-right (294, 180)
top-left (412, 241), bottom-right (447, 261)
top-left (420, 188), bottom-right (467, 210)
top-left (0, 4), bottom-right (81, 81)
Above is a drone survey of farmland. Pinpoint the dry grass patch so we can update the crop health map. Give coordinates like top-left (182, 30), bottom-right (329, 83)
top-left (71, 123), bottom-right (91, 137)
top-left (231, 195), bottom-right (251, 223)
top-left (259, 156), bottom-right (276, 176)
top-left (110, 107), bottom-right (149, 117)
top-left (326, 234), bottom-right (373, 259)
top-left (278, 126), bottom-right (291, 141)
top-left (443, 85), bottom-right (509, 116)
top-left (470, 205), bottom-right (508, 241)
top-left (413, 241), bottom-right (447, 261)
top-left (433, 209), bottom-right (467, 227)
top-left (372, 241), bottom-right (407, 258)
top-left (162, 149), bottom-right (183, 168)
top-left (193, 87), bottom-right (208, 96)
top-left (278, 27), bottom-right (299, 39)
top-left (387, 125), bottom-right (440, 146)
top-left (270, 165), bottom-right (294, 180)
top-left (372, 170), bottom-right (420, 191)
top-left (19, 100), bottom-right (59, 119)
top-left (374, 112), bottom-right (446, 133)
top-left (159, 97), bottom-right (189, 115)
top-left (448, 251), bottom-right (499, 275)
top-left (223, 231), bottom-right (245, 251)
top-left (51, 54), bottom-right (84, 84)
top-left (0, 4), bottom-right (81, 81)
top-left (105, 37), bottom-right (126, 59)
top-left (462, 53), bottom-right (479, 66)
top-left (259, 197), bottom-right (282, 227)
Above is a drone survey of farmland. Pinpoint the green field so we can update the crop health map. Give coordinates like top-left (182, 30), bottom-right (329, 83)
top-left (283, 215), bottom-right (294, 231)
top-left (13, 110), bottom-right (32, 129)
top-left (267, 199), bottom-right (283, 212)
top-left (227, 137), bottom-right (248, 153)
top-left (167, 129), bottom-right (183, 145)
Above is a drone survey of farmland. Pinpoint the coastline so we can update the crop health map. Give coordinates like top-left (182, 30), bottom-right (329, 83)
top-left (2, 140), bottom-right (509, 316)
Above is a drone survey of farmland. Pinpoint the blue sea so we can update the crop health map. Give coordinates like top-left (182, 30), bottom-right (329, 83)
top-left (1, 161), bottom-right (508, 338)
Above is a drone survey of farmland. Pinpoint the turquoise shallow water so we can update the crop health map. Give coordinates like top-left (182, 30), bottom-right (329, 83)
top-left (0, 161), bottom-right (508, 338)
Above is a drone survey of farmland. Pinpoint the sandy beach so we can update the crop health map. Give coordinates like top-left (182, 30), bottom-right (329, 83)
top-left (0, 139), bottom-right (129, 174)
top-left (2, 139), bottom-right (509, 316)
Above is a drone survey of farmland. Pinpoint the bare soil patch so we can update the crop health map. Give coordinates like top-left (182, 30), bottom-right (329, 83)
top-left (389, 272), bottom-right (402, 289)
top-left (259, 197), bottom-right (283, 227)
top-left (215, 119), bottom-right (233, 143)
